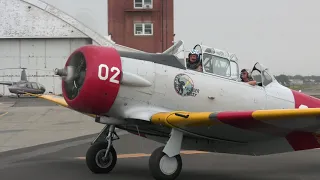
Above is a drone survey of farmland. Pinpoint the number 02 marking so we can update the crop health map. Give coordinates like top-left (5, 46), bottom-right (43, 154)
top-left (98, 64), bottom-right (120, 84)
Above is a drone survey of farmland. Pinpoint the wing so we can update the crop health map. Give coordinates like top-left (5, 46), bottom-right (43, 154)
top-left (0, 81), bottom-right (13, 86)
top-left (150, 109), bottom-right (320, 152)
top-left (151, 109), bottom-right (320, 138)
top-left (26, 92), bottom-right (320, 154)
top-left (150, 109), bottom-right (320, 129)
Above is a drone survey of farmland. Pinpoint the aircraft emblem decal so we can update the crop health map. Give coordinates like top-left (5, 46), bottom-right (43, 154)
top-left (173, 73), bottom-right (199, 97)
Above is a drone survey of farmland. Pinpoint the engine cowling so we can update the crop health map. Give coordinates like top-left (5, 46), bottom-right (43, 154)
top-left (60, 45), bottom-right (122, 115)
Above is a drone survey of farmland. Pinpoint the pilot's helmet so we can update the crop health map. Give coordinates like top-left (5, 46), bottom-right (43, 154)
top-left (188, 49), bottom-right (201, 63)
top-left (240, 69), bottom-right (252, 79)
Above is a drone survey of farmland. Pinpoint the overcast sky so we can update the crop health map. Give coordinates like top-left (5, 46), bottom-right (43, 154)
top-left (174, 0), bottom-right (320, 76)
top-left (42, 0), bottom-right (320, 76)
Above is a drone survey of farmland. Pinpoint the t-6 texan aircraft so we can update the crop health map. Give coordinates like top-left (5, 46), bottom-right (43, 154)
top-left (27, 40), bottom-right (320, 180)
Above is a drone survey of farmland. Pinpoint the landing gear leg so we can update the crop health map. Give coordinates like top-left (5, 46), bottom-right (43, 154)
top-left (85, 124), bottom-right (119, 174)
top-left (149, 128), bottom-right (184, 180)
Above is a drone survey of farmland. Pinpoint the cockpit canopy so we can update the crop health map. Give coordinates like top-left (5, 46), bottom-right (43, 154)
top-left (250, 62), bottom-right (277, 87)
top-left (199, 45), bottom-right (239, 80)
top-left (172, 42), bottom-right (240, 80)
top-left (169, 41), bottom-right (277, 85)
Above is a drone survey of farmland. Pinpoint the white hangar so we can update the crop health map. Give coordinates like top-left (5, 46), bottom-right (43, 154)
top-left (0, 0), bottom-right (142, 96)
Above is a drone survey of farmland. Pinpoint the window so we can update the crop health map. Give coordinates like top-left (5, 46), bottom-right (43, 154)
top-left (230, 61), bottom-right (239, 80)
top-left (18, 83), bottom-right (26, 88)
top-left (262, 71), bottom-right (273, 86)
top-left (134, 23), bottom-right (153, 35)
top-left (31, 82), bottom-right (39, 89)
top-left (134, 0), bottom-right (153, 9)
top-left (202, 53), bottom-right (231, 77)
top-left (251, 70), bottom-right (262, 83)
top-left (26, 83), bottom-right (31, 88)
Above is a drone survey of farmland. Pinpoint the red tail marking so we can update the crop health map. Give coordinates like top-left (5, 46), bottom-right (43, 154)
top-left (291, 90), bottom-right (320, 108)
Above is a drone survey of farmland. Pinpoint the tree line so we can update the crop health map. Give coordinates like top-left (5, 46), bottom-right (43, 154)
top-left (274, 74), bottom-right (320, 86)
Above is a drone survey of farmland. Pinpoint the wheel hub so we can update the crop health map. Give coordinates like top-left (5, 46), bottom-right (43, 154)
top-left (95, 149), bottom-right (113, 168)
top-left (159, 155), bottom-right (178, 175)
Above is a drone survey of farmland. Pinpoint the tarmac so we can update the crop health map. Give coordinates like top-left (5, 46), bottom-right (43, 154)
top-left (0, 96), bottom-right (104, 152)
top-left (0, 96), bottom-right (320, 180)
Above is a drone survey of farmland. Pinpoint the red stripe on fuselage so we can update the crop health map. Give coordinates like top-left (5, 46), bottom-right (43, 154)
top-left (291, 90), bottom-right (320, 108)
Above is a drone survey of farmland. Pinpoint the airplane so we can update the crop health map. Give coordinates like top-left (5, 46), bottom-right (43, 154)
top-left (26, 40), bottom-right (320, 180)
top-left (0, 68), bottom-right (46, 97)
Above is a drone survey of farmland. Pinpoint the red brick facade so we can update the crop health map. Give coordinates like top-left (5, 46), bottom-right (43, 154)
top-left (108, 0), bottom-right (174, 53)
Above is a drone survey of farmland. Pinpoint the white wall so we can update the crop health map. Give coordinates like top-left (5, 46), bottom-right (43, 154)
top-left (0, 38), bottom-right (92, 95)
top-left (41, 0), bottom-right (108, 37)
top-left (0, 0), bottom-right (88, 38)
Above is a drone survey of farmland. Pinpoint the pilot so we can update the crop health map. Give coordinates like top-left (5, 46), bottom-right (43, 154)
top-left (186, 49), bottom-right (203, 72)
top-left (240, 69), bottom-right (256, 86)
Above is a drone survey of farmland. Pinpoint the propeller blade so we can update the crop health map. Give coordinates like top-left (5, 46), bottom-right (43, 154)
top-left (65, 66), bottom-right (76, 82)
top-left (54, 66), bottom-right (77, 82)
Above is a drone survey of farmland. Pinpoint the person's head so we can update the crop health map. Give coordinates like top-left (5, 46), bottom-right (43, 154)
top-left (188, 49), bottom-right (200, 64)
top-left (241, 69), bottom-right (249, 81)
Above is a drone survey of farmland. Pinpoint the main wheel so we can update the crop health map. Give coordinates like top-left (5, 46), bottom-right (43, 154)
top-left (149, 146), bottom-right (182, 180)
top-left (85, 141), bottom-right (117, 174)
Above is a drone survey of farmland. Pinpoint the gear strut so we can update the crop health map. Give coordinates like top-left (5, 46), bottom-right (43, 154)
top-left (103, 125), bottom-right (119, 159)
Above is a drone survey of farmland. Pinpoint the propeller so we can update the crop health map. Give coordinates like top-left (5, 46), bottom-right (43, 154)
top-left (54, 53), bottom-right (87, 100)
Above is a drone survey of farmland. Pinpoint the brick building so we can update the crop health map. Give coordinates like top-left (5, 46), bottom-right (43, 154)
top-left (108, 0), bottom-right (174, 53)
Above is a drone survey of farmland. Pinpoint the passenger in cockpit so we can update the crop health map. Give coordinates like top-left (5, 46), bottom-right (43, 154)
top-left (240, 69), bottom-right (256, 86)
top-left (186, 49), bottom-right (203, 72)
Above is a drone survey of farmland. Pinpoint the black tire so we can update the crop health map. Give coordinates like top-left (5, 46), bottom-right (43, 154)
top-left (149, 146), bottom-right (182, 180)
top-left (85, 142), bottom-right (117, 174)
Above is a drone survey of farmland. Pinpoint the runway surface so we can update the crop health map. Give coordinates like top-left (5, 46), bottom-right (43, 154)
top-left (0, 95), bottom-right (58, 107)
top-left (1, 132), bottom-right (320, 180)
top-left (0, 96), bottom-right (104, 152)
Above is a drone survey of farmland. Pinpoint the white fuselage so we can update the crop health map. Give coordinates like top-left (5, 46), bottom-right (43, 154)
top-left (106, 58), bottom-right (295, 144)
top-left (111, 57), bottom-right (295, 113)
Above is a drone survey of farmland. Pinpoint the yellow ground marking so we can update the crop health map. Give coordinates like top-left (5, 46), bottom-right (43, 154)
top-left (0, 112), bottom-right (8, 117)
top-left (74, 150), bottom-right (209, 160)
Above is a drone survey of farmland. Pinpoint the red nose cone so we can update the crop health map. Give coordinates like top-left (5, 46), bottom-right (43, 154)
top-left (62, 45), bottom-right (122, 115)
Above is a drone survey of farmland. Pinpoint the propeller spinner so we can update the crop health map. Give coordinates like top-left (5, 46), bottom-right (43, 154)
top-left (54, 66), bottom-right (76, 82)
